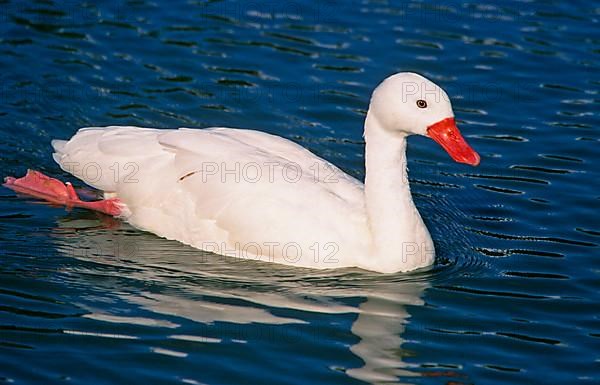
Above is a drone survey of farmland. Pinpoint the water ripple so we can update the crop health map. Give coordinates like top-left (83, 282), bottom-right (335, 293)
top-left (0, 0), bottom-right (598, 383)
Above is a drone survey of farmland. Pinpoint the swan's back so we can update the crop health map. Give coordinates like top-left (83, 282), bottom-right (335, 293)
top-left (52, 126), bottom-right (369, 268)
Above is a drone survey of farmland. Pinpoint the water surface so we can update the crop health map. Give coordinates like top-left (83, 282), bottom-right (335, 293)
top-left (1, 1), bottom-right (599, 384)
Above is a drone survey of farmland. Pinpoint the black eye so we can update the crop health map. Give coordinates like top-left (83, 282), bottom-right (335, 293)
top-left (416, 99), bottom-right (427, 108)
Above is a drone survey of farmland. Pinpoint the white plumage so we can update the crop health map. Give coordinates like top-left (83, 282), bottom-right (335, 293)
top-left (52, 125), bottom-right (373, 269)
top-left (49, 73), bottom-right (480, 273)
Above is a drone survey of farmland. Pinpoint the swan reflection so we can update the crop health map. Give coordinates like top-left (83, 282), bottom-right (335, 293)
top-left (54, 215), bottom-right (429, 384)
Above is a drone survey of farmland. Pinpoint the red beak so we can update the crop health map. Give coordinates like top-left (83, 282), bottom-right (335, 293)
top-left (427, 118), bottom-right (480, 166)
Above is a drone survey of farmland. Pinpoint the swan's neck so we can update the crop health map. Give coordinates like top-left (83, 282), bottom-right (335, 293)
top-left (363, 113), bottom-right (434, 272)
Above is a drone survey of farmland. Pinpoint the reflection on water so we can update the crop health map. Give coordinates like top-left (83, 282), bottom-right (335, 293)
top-left (54, 216), bottom-right (429, 384)
top-left (1, 0), bottom-right (599, 384)
top-left (348, 283), bottom-right (427, 383)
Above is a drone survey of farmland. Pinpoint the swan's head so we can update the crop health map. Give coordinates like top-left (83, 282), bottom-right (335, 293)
top-left (369, 72), bottom-right (480, 166)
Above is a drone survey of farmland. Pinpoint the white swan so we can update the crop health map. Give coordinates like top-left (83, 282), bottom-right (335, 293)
top-left (4, 72), bottom-right (479, 273)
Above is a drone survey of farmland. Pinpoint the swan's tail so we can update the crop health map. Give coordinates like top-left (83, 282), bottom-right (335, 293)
top-left (49, 126), bottom-right (165, 192)
top-left (51, 139), bottom-right (68, 164)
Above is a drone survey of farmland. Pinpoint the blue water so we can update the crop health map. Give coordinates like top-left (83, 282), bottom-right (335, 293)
top-left (1, 1), bottom-right (599, 384)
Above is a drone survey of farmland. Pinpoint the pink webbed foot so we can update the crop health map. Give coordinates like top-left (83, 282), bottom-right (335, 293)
top-left (3, 169), bottom-right (122, 216)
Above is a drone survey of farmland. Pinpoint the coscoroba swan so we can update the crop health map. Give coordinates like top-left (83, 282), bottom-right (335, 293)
top-left (4, 72), bottom-right (479, 273)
